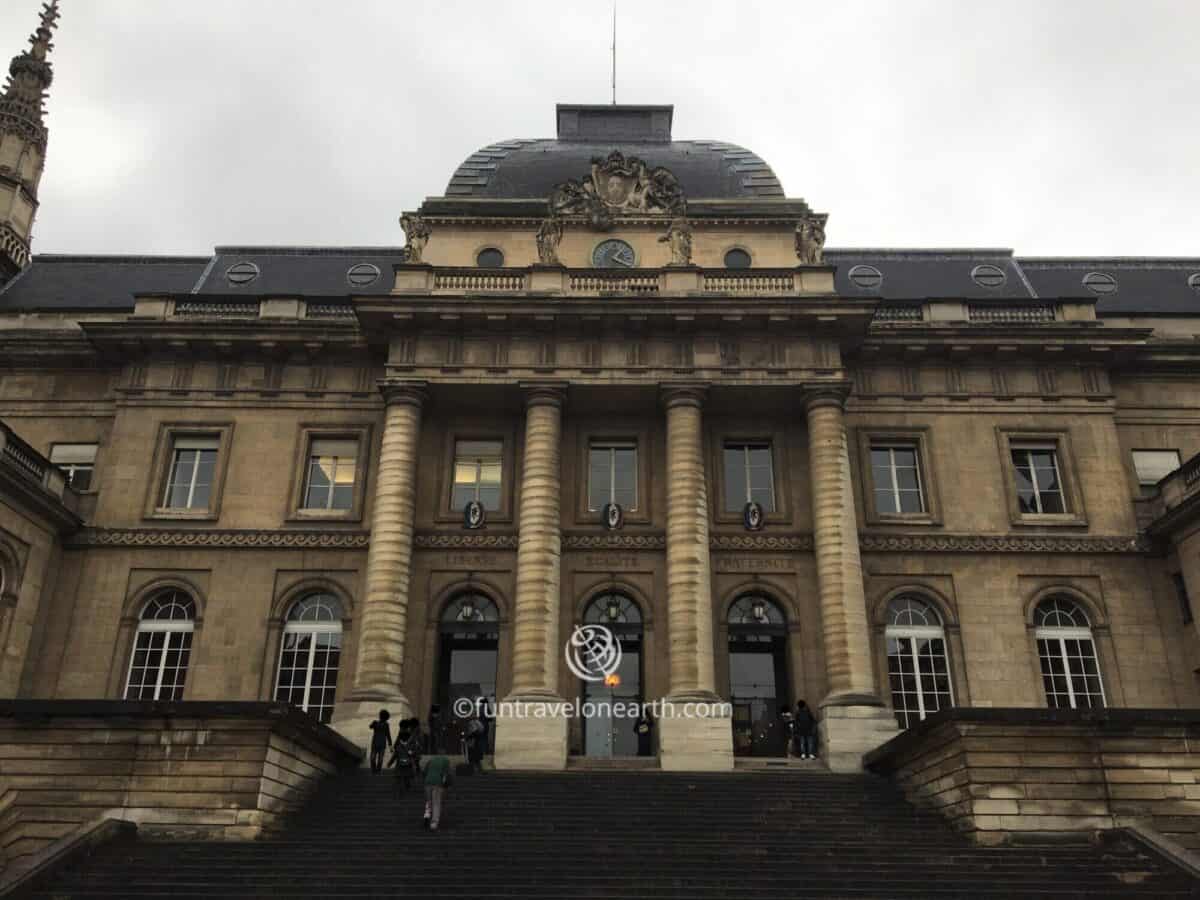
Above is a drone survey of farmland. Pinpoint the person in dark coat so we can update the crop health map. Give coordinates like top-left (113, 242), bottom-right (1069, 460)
top-left (634, 711), bottom-right (654, 757)
top-left (388, 717), bottom-right (421, 788)
top-left (793, 700), bottom-right (817, 760)
top-left (427, 703), bottom-right (441, 754)
top-left (368, 709), bottom-right (391, 774)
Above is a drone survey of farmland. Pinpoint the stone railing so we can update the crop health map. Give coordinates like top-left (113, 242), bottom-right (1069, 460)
top-left (173, 299), bottom-right (261, 318)
top-left (1147, 450), bottom-right (1200, 530)
top-left (968, 304), bottom-right (1056, 324)
top-left (433, 269), bottom-right (526, 292)
top-left (567, 271), bottom-right (661, 295)
top-left (700, 271), bottom-right (795, 294)
top-left (0, 701), bottom-right (362, 872)
top-left (865, 707), bottom-right (1200, 848)
top-left (0, 420), bottom-right (75, 512)
top-left (305, 302), bottom-right (356, 319)
top-left (873, 304), bottom-right (923, 323)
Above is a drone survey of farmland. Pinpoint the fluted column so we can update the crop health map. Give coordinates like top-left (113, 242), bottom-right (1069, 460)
top-left (805, 384), bottom-right (898, 770)
top-left (662, 385), bottom-right (717, 697)
top-left (494, 384), bottom-right (568, 770)
top-left (509, 385), bottom-right (565, 696)
top-left (332, 380), bottom-right (426, 745)
top-left (658, 384), bottom-right (732, 771)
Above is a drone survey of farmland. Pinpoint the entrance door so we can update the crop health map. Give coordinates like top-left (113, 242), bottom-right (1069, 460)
top-left (579, 593), bottom-right (643, 758)
top-left (727, 594), bottom-right (790, 757)
top-left (436, 593), bottom-right (499, 754)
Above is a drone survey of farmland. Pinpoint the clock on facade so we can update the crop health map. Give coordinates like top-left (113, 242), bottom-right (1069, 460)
top-left (592, 239), bottom-right (636, 268)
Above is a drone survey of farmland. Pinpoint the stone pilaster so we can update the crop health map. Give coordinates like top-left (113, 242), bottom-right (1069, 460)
top-left (494, 384), bottom-right (568, 770)
top-left (658, 384), bottom-right (733, 771)
top-left (331, 380), bottom-right (426, 748)
top-left (804, 385), bottom-right (899, 770)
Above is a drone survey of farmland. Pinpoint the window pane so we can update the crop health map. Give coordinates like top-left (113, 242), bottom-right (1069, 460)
top-left (478, 461), bottom-right (502, 486)
top-left (304, 457), bottom-right (332, 509)
top-left (456, 440), bottom-right (501, 459)
top-left (613, 448), bottom-right (637, 510)
top-left (589, 449), bottom-right (610, 510)
top-left (1038, 490), bottom-right (1065, 514)
top-left (331, 483), bottom-right (354, 510)
top-left (67, 466), bottom-right (94, 491)
top-left (333, 458), bottom-right (357, 486)
top-left (476, 484), bottom-right (501, 511)
top-left (723, 447), bottom-right (744, 511)
top-left (310, 439), bottom-right (358, 458)
top-left (875, 487), bottom-right (899, 514)
top-left (898, 489), bottom-right (924, 514)
top-left (451, 484), bottom-right (474, 509)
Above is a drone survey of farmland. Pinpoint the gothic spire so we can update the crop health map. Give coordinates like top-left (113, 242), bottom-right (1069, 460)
top-left (0, 0), bottom-right (60, 129)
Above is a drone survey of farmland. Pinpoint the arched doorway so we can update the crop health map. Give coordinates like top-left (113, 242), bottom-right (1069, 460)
top-left (579, 592), bottom-right (643, 758)
top-left (727, 593), bottom-right (789, 757)
top-left (436, 592), bottom-right (499, 753)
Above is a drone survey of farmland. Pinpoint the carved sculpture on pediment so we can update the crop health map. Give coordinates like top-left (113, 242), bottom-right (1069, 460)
top-left (549, 149), bottom-right (686, 231)
top-left (658, 216), bottom-right (693, 266)
top-left (795, 214), bottom-right (828, 266)
top-left (398, 213), bottom-right (431, 263)
top-left (535, 216), bottom-right (564, 265)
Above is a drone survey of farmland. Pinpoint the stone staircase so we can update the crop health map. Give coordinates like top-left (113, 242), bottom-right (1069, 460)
top-left (29, 770), bottom-right (1198, 898)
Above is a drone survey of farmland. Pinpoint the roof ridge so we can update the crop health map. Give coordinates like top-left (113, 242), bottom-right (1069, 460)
top-left (30, 253), bottom-right (211, 263)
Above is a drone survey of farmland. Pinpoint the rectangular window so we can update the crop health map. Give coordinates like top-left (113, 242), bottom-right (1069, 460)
top-left (162, 436), bottom-right (219, 509)
top-left (1174, 573), bottom-right (1194, 625)
top-left (50, 443), bottom-right (98, 491)
top-left (302, 438), bottom-right (359, 511)
top-left (1132, 449), bottom-right (1181, 486)
top-left (1010, 445), bottom-right (1066, 514)
top-left (588, 442), bottom-right (637, 512)
top-left (723, 443), bottom-right (775, 513)
top-left (451, 440), bottom-right (503, 511)
top-left (870, 445), bottom-right (925, 515)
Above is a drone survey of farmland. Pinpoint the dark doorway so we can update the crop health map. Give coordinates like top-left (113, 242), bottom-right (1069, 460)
top-left (727, 594), bottom-right (789, 757)
top-left (578, 593), bottom-right (644, 758)
top-left (436, 593), bottom-right (499, 754)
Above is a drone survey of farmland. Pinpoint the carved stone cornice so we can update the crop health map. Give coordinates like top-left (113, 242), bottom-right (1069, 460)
top-left (413, 532), bottom-right (519, 550)
top-left (562, 533), bottom-right (667, 551)
top-left (858, 533), bottom-right (1152, 555)
top-left (710, 534), bottom-right (814, 552)
top-left (66, 528), bottom-right (370, 550)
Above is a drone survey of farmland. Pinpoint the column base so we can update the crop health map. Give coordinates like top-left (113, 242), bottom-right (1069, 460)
top-left (330, 695), bottom-right (413, 760)
top-left (818, 700), bottom-right (901, 773)
top-left (658, 694), bottom-right (734, 772)
top-left (492, 693), bottom-right (569, 771)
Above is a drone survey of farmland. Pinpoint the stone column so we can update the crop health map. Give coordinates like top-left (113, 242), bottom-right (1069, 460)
top-left (331, 380), bottom-right (426, 747)
top-left (658, 384), bottom-right (733, 771)
top-left (804, 385), bottom-right (899, 771)
top-left (494, 384), bottom-right (569, 770)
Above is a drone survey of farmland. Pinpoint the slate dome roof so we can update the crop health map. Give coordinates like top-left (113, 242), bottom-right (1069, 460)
top-left (444, 104), bottom-right (785, 201)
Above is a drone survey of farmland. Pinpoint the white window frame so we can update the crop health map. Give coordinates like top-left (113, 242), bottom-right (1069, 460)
top-left (1010, 443), bottom-right (1066, 515)
top-left (587, 441), bottom-right (638, 512)
top-left (1035, 624), bottom-right (1106, 709)
top-left (871, 444), bottom-right (926, 515)
top-left (885, 611), bottom-right (953, 727)
top-left (124, 599), bottom-right (195, 702)
top-left (302, 438), bottom-right (359, 511)
top-left (274, 617), bottom-right (343, 721)
top-left (451, 441), bottom-right (503, 508)
top-left (725, 442), bottom-right (775, 511)
top-left (162, 437), bottom-right (219, 509)
top-left (49, 443), bottom-right (98, 491)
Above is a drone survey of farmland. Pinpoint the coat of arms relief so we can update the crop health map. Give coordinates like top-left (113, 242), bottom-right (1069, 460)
top-left (549, 150), bottom-right (686, 231)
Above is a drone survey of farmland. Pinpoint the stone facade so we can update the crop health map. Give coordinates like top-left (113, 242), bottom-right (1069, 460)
top-left (0, 79), bottom-right (1199, 781)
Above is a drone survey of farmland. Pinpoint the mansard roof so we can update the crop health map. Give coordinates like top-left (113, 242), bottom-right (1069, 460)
top-left (2, 248), bottom-right (1198, 317)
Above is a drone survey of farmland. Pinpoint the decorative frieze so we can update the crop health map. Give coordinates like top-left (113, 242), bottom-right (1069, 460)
top-left (563, 533), bottom-right (666, 551)
top-left (858, 533), bottom-right (1152, 554)
top-left (67, 528), bottom-right (370, 549)
top-left (414, 533), bottom-right (519, 550)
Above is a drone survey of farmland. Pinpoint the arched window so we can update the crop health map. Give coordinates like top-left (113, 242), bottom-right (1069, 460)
top-left (728, 594), bottom-right (786, 634)
top-left (727, 593), bottom-right (789, 757)
top-left (1034, 595), bottom-right (1105, 709)
top-left (274, 593), bottom-right (344, 724)
top-left (124, 590), bottom-right (196, 701)
top-left (885, 594), bottom-right (953, 729)
top-left (441, 593), bottom-right (499, 634)
top-left (582, 592), bottom-right (642, 629)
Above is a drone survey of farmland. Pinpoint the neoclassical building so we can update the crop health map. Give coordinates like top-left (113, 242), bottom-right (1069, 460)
top-left (4, 4), bottom-right (1200, 774)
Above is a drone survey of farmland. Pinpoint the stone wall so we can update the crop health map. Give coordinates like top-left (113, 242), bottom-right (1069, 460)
top-left (865, 708), bottom-right (1200, 848)
top-left (0, 700), bottom-right (361, 871)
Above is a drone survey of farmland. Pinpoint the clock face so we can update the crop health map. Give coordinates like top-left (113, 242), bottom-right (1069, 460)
top-left (592, 239), bottom-right (636, 269)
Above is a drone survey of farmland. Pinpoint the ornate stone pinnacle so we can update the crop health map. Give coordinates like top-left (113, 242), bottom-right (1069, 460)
top-left (1, 0), bottom-right (61, 126)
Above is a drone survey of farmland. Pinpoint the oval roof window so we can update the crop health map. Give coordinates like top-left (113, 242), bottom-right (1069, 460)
top-left (971, 264), bottom-right (1007, 289)
top-left (848, 264), bottom-right (883, 291)
top-left (1189, 273), bottom-right (1200, 293)
top-left (476, 248), bottom-right (504, 268)
top-left (724, 248), bottom-right (751, 269)
top-left (347, 263), bottom-right (380, 287)
top-left (225, 261), bottom-right (260, 286)
top-left (1083, 271), bottom-right (1117, 295)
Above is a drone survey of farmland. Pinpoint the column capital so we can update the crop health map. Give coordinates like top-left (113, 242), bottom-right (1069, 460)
top-left (659, 382), bottom-right (710, 411)
top-left (377, 379), bottom-right (428, 408)
top-left (801, 380), bottom-right (853, 412)
top-left (519, 381), bottom-right (568, 410)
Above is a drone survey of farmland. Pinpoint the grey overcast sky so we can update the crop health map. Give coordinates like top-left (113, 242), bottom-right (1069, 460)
top-left (3, 0), bottom-right (1197, 257)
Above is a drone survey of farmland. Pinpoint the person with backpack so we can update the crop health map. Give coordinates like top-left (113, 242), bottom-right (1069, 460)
top-left (422, 753), bottom-right (453, 831)
top-left (368, 709), bottom-right (391, 774)
top-left (793, 700), bottom-right (817, 760)
top-left (388, 717), bottom-right (421, 788)
top-left (463, 707), bottom-right (485, 774)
